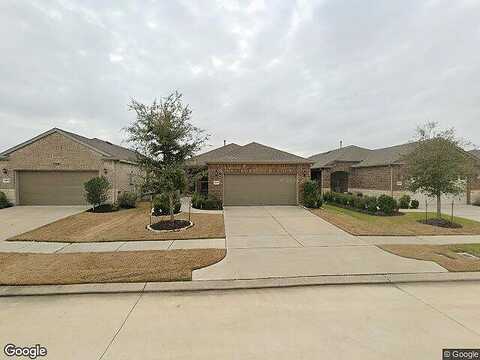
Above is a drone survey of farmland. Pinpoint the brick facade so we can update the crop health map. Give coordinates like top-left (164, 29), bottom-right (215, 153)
top-left (208, 163), bottom-right (311, 204)
top-left (0, 132), bottom-right (140, 204)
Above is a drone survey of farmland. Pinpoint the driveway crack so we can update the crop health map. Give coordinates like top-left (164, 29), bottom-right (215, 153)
top-left (98, 283), bottom-right (146, 360)
top-left (264, 207), bottom-right (304, 248)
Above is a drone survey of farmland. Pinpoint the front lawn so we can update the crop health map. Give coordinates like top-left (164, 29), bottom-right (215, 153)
top-left (9, 202), bottom-right (225, 243)
top-left (311, 204), bottom-right (480, 236)
top-left (379, 244), bottom-right (480, 272)
top-left (0, 249), bottom-right (226, 285)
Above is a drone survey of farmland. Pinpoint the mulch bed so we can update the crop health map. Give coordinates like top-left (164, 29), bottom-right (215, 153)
top-left (0, 249), bottom-right (226, 285)
top-left (150, 220), bottom-right (191, 231)
top-left (418, 218), bottom-right (462, 228)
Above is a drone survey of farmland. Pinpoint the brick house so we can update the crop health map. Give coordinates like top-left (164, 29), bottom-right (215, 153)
top-left (0, 128), bottom-right (141, 205)
top-left (187, 142), bottom-right (312, 205)
top-left (309, 142), bottom-right (480, 205)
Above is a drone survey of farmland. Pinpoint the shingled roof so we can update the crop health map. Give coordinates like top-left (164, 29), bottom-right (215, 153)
top-left (470, 149), bottom-right (480, 160)
top-left (206, 142), bottom-right (311, 164)
top-left (185, 143), bottom-right (242, 166)
top-left (353, 142), bottom-right (419, 168)
top-left (309, 145), bottom-right (373, 169)
top-left (0, 128), bottom-right (138, 163)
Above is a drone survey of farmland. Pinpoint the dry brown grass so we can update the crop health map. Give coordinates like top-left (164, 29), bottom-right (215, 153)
top-left (9, 202), bottom-right (225, 243)
top-left (312, 204), bottom-right (480, 236)
top-left (379, 244), bottom-right (480, 272)
top-left (0, 249), bottom-right (226, 285)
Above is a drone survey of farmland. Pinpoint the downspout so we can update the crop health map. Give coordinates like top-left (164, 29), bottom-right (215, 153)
top-left (390, 165), bottom-right (394, 197)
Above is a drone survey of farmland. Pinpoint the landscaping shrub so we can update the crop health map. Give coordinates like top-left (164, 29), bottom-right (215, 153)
top-left (303, 180), bottom-right (322, 208)
top-left (353, 196), bottom-right (367, 211)
top-left (365, 196), bottom-right (378, 213)
top-left (118, 191), bottom-right (137, 209)
top-left (84, 176), bottom-right (111, 211)
top-left (410, 199), bottom-right (420, 209)
top-left (377, 194), bottom-right (397, 215)
top-left (398, 194), bottom-right (411, 209)
top-left (203, 194), bottom-right (223, 210)
top-left (191, 192), bottom-right (223, 210)
top-left (0, 191), bottom-right (12, 209)
top-left (323, 191), bottom-right (333, 203)
top-left (153, 192), bottom-right (181, 216)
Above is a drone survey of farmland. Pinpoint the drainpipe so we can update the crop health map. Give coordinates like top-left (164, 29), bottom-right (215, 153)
top-left (390, 165), bottom-right (394, 197)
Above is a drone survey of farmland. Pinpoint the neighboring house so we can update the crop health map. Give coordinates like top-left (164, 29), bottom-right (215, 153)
top-left (0, 128), bottom-right (141, 205)
top-left (310, 142), bottom-right (480, 205)
top-left (187, 142), bottom-right (312, 205)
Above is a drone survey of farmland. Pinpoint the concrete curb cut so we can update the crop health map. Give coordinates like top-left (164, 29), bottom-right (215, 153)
top-left (2, 272), bottom-right (480, 297)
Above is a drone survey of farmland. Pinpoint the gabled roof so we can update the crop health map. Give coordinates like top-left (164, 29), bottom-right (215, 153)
top-left (353, 142), bottom-right (419, 168)
top-left (0, 128), bottom-right (138, 163)
top-left (186, 143), bottom-right (242, 166)
top-left (470, 149), bottom-right (480, 160)
top-left (207, 142), bottom-right (312, 164)
top-left (309, 145), bottom-right (373, 169)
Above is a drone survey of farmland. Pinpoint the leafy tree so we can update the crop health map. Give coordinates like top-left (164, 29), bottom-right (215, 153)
top-left (84, 176), bottom-right (111, 211)
top-left (404, 122), bottom-right (474, 218)
top-left (125, 91), bottom-right (209, 221)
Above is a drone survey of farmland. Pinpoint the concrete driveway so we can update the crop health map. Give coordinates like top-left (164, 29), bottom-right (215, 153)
top-left (0, 206), bottom-right (87, 241)
top-left (193, 206), bottom-right (445, 280)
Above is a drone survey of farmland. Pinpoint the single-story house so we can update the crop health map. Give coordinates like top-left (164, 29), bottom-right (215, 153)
top-left (0, 128), bottom-right (141, 205)
top-left (186, 142), bottom-right (312, 205)
top-left (309, 143), bottom-right (480, 204)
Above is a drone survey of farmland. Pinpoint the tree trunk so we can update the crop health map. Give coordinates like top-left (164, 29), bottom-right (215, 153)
top-left (436, 193), bottom-right (442, 219)
top-left (169, 192), bottom-right (175, 223)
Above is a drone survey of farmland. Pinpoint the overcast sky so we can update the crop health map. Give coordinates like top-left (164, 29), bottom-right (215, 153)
top-left (1, 0), bottom-right (479, 157)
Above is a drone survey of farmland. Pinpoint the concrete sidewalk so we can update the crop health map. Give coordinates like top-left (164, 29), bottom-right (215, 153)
top-left (0, 238), bottom-right (226, 253)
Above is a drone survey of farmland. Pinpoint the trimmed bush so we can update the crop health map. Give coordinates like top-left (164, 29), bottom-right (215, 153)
top-left (191, 192), bottom-right (222, 210)
top-left (323, 191), bottom-right (333, 202)
top-left (84, 176), bottom-right (111, 211)
top-left (303, 180), bottom-right (322, 208)
top-left (353, 196), bottom-right (367, 210)
top-left (365, 196), bottom-right (378, 213)
top-left (153, 192), bottom-right (181, 216)
top-left (398, 194), bottom-right (411, 209)
top-left (410, 199), bottom-right (420, 209)
top-left (377, 194), bottom-right (397, 215)
top-left (118, 191), bottom-right (137, 209)
top-left (0, 191), bottom-right (12, 209)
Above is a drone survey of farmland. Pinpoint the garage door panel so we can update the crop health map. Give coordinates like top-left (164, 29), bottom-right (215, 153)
top-left (224, 174), bottom-right (297, 206)
top-left (18, 171), bottom-right (98, 205)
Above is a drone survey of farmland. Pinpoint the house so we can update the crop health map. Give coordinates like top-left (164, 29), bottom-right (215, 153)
top-left (187, 142), bottom-right (312, 205)
top-left (310, 142), bottom-right (480, 204)
top-left (0, 128), bottom-right (141, 205)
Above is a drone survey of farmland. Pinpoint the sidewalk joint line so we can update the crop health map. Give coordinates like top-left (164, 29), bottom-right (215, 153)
top-left (98, 282), bottom-right (147, 360)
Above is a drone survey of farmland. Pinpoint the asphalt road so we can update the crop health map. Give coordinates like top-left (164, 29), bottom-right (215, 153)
top-left (1, 282), bottom-right (479, 360)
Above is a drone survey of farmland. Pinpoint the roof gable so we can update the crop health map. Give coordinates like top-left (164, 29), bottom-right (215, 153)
top-left (0, 128), bottom-right (138, 163)
top-left (309, 145), bottom-right (372, 169)
top-left (186, 143), bottom-right (242, 166)
top-left (208, 142), bottom-right (311, 164)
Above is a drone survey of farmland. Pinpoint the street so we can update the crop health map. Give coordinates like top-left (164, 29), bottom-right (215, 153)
top-left (1, 282), bottom-right (479, 360)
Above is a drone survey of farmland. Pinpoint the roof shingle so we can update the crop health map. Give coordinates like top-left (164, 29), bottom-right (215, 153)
top-left (309, 145), bottom-right (373, 169)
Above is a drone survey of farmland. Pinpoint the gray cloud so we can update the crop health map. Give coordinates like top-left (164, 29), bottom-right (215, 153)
top-left (1, 0), bottom-right (479, 156)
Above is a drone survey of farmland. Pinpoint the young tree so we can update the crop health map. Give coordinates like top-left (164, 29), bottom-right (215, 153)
top-left (404, 122), bottom-right (474, 218)
top-left (125, 91), bottom-right (209, 221)
top-left (84, 176), bottom-right (111, 211)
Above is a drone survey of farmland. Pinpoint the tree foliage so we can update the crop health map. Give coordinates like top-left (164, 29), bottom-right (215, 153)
top-left (84, 176), bottom-right (111, 211)
top-left (403, 122), bottom-right (474, 218)
top-left (125, 92), bottom-right (209, 221)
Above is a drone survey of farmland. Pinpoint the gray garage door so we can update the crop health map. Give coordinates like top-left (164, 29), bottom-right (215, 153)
top-left (224, 174), bottom-right (297, 206)
top-left (18, 171), bottom-right (98, 205)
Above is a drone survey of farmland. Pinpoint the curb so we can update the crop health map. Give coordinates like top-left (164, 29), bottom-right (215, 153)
top-left (1, 272), bottom-right (480, 297)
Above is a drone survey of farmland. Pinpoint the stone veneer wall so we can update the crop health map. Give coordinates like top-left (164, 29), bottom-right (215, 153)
top-left (207, 163), bottom-right (311, 204)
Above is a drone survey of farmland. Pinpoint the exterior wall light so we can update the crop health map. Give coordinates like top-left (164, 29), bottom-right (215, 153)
top-left (104, 168), bottom-right (108, 175)
top-left (1, 168), bottom-right (7, 175)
